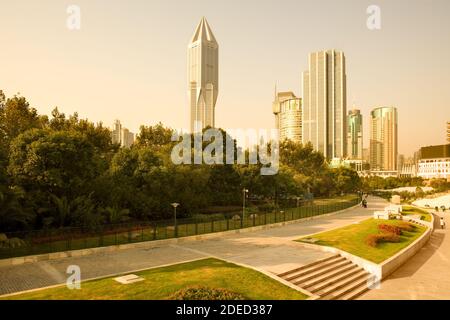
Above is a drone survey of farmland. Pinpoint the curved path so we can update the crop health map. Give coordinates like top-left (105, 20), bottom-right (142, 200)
top-left (0, 196), bottom-right (385, 296)
top-left (360, 210), bottom-right (450, 300)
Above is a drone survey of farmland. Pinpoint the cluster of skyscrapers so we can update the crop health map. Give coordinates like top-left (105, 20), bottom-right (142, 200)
top-left (185, 17), bottom-right (407, 176)
top-left (110, 17), bottom-right (448, 181)
top-left (272, 49), bottom-right (400, 176)
top-left (111, 119), bottom-right (135, 148)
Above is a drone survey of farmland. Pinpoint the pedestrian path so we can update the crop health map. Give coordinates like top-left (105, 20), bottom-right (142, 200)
top-left (0, 197), bottom-right (384, 296)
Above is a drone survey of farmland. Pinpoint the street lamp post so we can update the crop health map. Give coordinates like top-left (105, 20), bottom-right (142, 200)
top-left (242, 189), bottom-right (249, 228)
top-left (171, 203), bottom-right (180, 238)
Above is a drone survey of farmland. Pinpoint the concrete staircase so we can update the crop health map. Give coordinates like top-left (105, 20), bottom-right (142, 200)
top-left (278, 254), bottom-right (373, 300)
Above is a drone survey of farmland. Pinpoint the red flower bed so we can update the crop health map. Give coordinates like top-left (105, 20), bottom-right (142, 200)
top-left (378, 224), bottom-right (402, 235)
top-left (366, 232), bottom-right (401, 247)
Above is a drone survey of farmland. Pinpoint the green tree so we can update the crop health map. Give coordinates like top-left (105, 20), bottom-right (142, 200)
top-left (7, 129), bottom-right (105, 228)
top-left (103, 206), bottom-right (130, 224)
top-left (279, 140), bottom-right (329, 196)
top-left (135, 123), bottom-right (175, 149)
top-left (47, 107), bottom-right (114, 154)
top-left (331, 167), bottom-right (361, 194)
top-left (8, 129), bottom-right (101, 197)
top-left (0, 94), bottom-right (46, 143)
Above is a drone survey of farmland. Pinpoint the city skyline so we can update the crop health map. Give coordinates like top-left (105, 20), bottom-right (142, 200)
top-left (1, 0), bottom-right (450, 157)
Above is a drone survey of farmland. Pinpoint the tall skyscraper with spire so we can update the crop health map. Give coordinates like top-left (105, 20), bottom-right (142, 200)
top-left (302, 50), bottom-right (347, 159)
top-left (188, 17), bottom-right (219, 132)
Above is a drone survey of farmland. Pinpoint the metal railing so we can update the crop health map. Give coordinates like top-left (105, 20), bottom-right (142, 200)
top-left (0, 196), bottom-right (360, 260)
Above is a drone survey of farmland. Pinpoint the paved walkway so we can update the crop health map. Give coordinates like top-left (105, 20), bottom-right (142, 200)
top-left (0, 197), bottom-right (385, 296)
top-left (360, 210), bottom-right (450, 300)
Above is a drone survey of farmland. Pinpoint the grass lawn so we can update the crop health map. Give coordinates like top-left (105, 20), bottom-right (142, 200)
top-left (314, 194), bottom-right (358, 205)
top-left (402, 205), bottom-right (432, 222)
top-left (297, 219), bottom-right (426, 264)
top-left (3, 258), bottom-right (308, 300)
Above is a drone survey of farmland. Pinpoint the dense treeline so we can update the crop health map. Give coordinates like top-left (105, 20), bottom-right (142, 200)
top-left (361, 175), bottom-right (450, 193)
top-left (361, 176), bottom-right (424, 191)
top-left (0, 91), bottom-right (361, 232)
top-left (361, 175), bottom-right (450, 203)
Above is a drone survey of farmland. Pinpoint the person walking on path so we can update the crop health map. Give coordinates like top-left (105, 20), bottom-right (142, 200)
top-left (441, 217), bottom-right (446, 229)
top-left (362, 199), bottom-right (368, 209)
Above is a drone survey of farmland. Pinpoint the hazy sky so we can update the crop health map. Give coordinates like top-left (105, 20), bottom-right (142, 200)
top-left (1, 0), bottom-right (449, 156)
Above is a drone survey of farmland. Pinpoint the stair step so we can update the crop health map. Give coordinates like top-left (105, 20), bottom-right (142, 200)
top-left (293, 260), bottom-right (353, 285)
top-left (305, 266), bottom-right (362, 292)
top-left (340, 281), bottom-right (371, 300)
top-left (277, 254), bottom-right (340, 278)
top-left (316, 271), bottom-right (369, 297)
top-left (284, 256), bottom-right (346, 282)
top-left (322, 276), bottom-right (370, 300)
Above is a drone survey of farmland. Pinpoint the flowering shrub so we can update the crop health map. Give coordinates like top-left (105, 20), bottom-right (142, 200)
top-left (170, 286), bottom-right (245, 300)
top-left (378, 224), bottom-right (402, 235)
top-left (366, 232), bottom-right (401, 247)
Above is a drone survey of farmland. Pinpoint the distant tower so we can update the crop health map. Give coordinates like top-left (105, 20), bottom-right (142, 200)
top-left (370, 107), bottom-right (398, 171)
top-left (447, 121), bottom-right (450, 143)
top-left (273, 90), bottom-right (302, 143)
top-left (112, 120), bottom-right (122, 145)
top-left (347, 109), bottom-right (363, 159)
top-left (188, 17), bottom-right (219, 132)
top-left (111, 119), bottom-right (134, 148)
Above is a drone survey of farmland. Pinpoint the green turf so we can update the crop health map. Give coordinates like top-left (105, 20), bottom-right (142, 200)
top-left (3, 258), bottom-right (308, 300)
top-left (297, 218), bottom-right (426, 264)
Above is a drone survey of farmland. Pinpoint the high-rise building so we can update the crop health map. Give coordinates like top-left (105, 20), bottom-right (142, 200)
top-left (188, 17), bottom-right (219, 132)
top-left (112, 119), bottom-right (122, 145)
top-left (111, 120), bottom-right (134, 148)
top-left (370, 107), bottom-right (398, 172)
top-left (362, 148), bottom-right (370, 163)
top-left (347, 109), bottom-right (363, 159)
top-left (447, 121), bottom-right (450, 142)
top-left (120, 128), bottom-right (135, 148)
top-left (273, 91), bottom-right (302, 143)
top-left (302, 50), bottom-right (347, 159)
